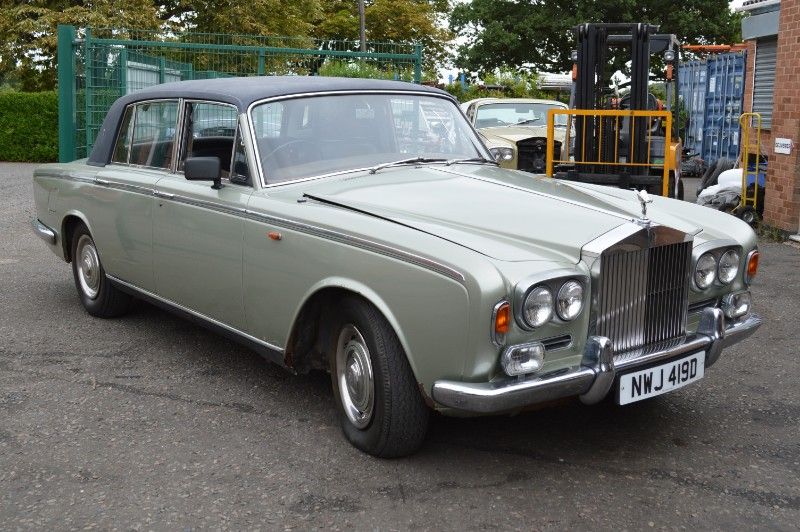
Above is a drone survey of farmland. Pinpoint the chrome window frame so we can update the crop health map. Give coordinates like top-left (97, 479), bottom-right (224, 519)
top-left (174, 99), bottom-right (240, 176)
top-left (107, 98), bottom-right (182, 172)
top-left (246, 90), bottom-right (493, 189)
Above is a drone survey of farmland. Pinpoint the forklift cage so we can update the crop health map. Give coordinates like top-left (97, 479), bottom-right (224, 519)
top-left (545, 108), bottom-right (672, 197)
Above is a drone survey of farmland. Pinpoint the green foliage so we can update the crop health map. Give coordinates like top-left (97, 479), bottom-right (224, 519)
top-left (0, 91), bottom-right (58, 162)
top-left (450, 0), bottom-right (743, 74)
top-left (0, 0), bottom-right (164, 91)
top-left (443, 69), bottom-right (550, 102)
top-left (317, 60), bottom-right (412, 81)
top-left (313, 0), bottom-right (452, 72)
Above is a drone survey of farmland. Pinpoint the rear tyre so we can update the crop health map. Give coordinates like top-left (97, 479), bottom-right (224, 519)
top-left (329, 297), bottom-right (430, 457)
top-left (70, 223), bottom-right (132, 318)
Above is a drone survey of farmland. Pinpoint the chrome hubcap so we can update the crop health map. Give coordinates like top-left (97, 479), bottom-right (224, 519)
top-left (76, 235), bottom-right (101, 300)
top-left (336, 325), bottom-right (374, 429)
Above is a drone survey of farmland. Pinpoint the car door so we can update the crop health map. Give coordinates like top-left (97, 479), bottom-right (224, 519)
top-left (152, 101), bottom-right (252, 331)
top-left (90, 100), bottom-right (179, 292)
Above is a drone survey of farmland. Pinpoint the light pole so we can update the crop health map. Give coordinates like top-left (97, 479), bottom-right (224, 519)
top-left (358, 0), bottom-right (366, 52)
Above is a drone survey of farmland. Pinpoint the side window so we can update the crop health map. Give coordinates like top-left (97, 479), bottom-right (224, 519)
top-left (129, 100), bottom-right (178, 169)
top-left (230, 127), bottom-right (251, 185)
top-left (179, 102), bottom-right (238, 175)
top-left (112, 106), bottom-right (134, 164)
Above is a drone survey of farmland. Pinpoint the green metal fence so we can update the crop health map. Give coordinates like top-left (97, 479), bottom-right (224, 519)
top-left (57, 25), bottom-right (423, 162)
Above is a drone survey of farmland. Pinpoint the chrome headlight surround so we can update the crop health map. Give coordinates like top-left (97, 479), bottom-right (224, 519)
top-left (694, 252), bottom-right (717, 289)
top-left (522, 286), bottom-right (554, 328)
top-left (489, 146), bottom-right (514, 162)
top-left (556, 280), bottom-right (584, 321)
top-left (717, 249), bottom-right (740, 284)
top-left (513, 270), bottom-right (588, 330)
top-left (691, 241), bottom-right (744, 291)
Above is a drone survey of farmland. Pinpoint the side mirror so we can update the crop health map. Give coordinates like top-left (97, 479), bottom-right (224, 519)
top-left (185, 156), bottom-right (222, 189)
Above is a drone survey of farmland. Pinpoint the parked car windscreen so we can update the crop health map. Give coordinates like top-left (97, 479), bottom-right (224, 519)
top-left (251, 93), bottom-right (487, 184)
top-left (475, 102), bottom-right (567, 128)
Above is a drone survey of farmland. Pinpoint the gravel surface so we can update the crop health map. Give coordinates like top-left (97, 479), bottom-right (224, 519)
top-left (2, 162), bottom-right (798, 530)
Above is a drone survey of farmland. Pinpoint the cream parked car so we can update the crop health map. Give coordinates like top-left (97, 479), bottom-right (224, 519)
top-left (462, 98), bottom-right (569, 173)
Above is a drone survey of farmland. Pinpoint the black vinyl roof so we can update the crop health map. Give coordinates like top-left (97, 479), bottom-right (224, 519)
top-left (88, 76), bottom-right (450, 166)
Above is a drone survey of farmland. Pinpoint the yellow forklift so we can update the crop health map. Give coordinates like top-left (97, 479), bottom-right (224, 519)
top-left (546, 23), bottom-right (684, 199)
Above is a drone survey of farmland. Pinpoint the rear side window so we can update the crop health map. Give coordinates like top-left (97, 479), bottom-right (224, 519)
top-left (129, 101), bottom-right (179, 169)
top-left (112, 106), bottom-right (134, 163)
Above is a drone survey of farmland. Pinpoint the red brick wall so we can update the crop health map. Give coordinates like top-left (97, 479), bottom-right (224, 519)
top-left (764, 0), bottom-right (800, 232)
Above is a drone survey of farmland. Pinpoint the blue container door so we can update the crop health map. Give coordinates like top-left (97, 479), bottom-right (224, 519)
top-left (678, 61), bottom-right (707, 159)
top-left (701, 52), bottom-right (746, 165)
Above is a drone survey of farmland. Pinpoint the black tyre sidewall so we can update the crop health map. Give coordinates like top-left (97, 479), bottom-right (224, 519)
top-left (329, 298), bottom-right (428, 457)
top-left (70, 224), bottom-right (127, 317)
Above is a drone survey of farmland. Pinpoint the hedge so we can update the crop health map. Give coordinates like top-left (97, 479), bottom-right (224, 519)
top-left (0, 91), bottom-right (58, 162)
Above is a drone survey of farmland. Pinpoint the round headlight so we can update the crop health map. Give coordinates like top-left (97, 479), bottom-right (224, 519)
top-left (523, 286), bottom-right (553, 328)
top-left (556, 280), bottom-right (583, 321)
top-left (718, 249), bottom-right (740, 284)
top-left (694, 252), bottom-right (717, 289)
top-left (489, 147), bottom-right (514, 161)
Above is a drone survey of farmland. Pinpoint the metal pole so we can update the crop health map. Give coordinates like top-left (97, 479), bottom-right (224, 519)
top-left (57, 25), bottom-right (77, 162)
top-left (358, 0), bottom-right (366, 52)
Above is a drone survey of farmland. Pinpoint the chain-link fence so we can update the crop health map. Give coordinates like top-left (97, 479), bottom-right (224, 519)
top-left (57, 25), bottom-right (423, 162)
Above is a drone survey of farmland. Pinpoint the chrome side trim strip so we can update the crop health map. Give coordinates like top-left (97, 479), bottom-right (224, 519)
top-left (32, 218), bottom-right (57, 245)
top-left (241, 209), bottom-right (466, 283)
top-left (107, 275), bottom-right (285, 354)
top-left (39, 171), bottom-right (465, 283)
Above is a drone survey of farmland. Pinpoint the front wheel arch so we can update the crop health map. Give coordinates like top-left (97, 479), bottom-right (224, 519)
top-left (284, 280), bottom-right (420, 384)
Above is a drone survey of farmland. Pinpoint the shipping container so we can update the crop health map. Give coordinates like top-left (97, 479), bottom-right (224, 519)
top-left (678, 52), bottom-right (746, 166)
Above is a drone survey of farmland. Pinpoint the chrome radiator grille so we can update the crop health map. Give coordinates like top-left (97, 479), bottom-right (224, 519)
top-left (595, 241), bottom-right (692, 353)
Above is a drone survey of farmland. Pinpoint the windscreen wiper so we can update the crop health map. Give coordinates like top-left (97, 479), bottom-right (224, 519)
top-left (513, 118), bottom-right (541, 126)
top-left (445, 156), bottom-right (499, 166)
top-left (368, 156), bottom-right (447, 174)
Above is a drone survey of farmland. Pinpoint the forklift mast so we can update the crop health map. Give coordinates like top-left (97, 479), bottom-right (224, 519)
top-left (555, 22), bottom-right (681, 195)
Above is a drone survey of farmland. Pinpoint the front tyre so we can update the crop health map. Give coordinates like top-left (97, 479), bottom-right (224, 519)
top-left (70, 223), bottom-right (131, 318)
top-left (330, 297), bottom-right (430, 457)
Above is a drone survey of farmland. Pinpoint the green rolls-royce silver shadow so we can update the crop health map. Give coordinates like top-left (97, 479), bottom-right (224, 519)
top-left (32, 77), bottom-right (762, 457)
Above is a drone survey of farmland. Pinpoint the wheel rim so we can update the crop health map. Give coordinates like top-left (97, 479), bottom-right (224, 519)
top-left (336, 324), bottom-right (374, 429)
top-left (75, 234), bottom-right (101, 300)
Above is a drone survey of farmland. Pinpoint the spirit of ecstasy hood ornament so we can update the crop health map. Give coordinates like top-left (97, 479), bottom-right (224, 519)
top-left (636, 189), bottom-right (653, 223)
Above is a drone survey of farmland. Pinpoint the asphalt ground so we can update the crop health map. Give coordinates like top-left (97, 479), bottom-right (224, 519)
top-left (1, 162), bottom-right (799, 530)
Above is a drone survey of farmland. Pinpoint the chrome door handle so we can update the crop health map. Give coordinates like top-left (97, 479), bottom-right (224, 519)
top-left (95, 178), bottom-right (110, 186)
top-left (154, 191), bottom-right (174, 200)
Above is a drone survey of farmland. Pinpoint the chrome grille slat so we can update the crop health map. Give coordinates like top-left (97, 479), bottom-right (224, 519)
top-left (596, 241), bottom-right (692, 355)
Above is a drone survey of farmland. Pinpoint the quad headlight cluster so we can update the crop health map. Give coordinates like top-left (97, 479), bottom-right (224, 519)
top-left (521, 279), bottom-right (584, 328)
top-left (694, 249), bottom-right (740, 289)
top-left (489, 146), bottom-right (514, 162)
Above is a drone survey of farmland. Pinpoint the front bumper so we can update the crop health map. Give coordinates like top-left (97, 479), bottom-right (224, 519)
top-left (431, 308), bottom-right (762, 413)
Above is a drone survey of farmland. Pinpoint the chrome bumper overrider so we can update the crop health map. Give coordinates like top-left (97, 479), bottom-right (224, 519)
top-left (431, 308), bottom-right (762, 413)
top-left (31, 218), bottom-right (57, 245)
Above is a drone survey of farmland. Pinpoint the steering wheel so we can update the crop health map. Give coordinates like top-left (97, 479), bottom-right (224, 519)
top-left (261, 139), bottom-right (318, 166)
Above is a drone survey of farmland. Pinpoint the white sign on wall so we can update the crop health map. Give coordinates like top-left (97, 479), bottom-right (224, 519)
top-left (775, 137), bottom-right (794, 155)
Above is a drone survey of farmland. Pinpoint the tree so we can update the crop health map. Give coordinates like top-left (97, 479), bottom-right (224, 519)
top-left (0, 0), bottom-right (163, 90)
top-left (314, 0), bottom-right (453, 71)
top-left (450, 0), bottom-right (743, 75)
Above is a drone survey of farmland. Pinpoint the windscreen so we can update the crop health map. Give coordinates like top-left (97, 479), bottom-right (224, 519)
top-left (475, 102), bottom-right (568, 128)
top-left (250, 93), bottom-right (486, 184)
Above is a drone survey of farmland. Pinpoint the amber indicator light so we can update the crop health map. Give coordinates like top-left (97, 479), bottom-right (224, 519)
top-left (747, 251), bottom-right (759, 278)
top-left (268, 231), bottom-right (282, 241)
top-left (495, 302), bottom-right (511, 335)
